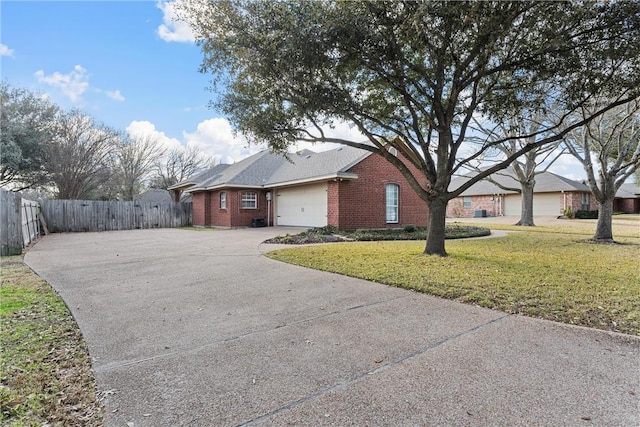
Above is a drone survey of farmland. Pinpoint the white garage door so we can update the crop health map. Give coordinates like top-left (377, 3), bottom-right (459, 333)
top-left (504, 194), bottom-right (521, 216)
top-left (276, 183), bottom-right (328, 227)
top-left (504, 193), bottom-right (561, 216)
top-left (533, 193), bottom-right (561, 216)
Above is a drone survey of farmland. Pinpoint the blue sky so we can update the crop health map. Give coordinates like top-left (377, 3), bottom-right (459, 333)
top-left (1, 0), bottom-right (269, 163)
top-left (1, 0), bottom-right (584, 177)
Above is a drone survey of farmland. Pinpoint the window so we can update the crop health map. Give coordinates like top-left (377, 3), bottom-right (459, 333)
top-left (220, 192), bottom-right (227, 209)
top-left (463, 196), bottom-right (472, 208)
top-left (386, 183), bottom-right (399, 223)
top-left (241, 192), bottom-right (257, 209)
top-left (388, 147), bottom-right (398, 157)
top-left (581, 193), bottom-right (590, 211)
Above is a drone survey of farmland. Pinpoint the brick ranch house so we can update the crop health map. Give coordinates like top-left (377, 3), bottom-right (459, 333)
top-left (447, 169), bottom-right (640, 218)
top-left (169, 145), bottom-right (429, 229)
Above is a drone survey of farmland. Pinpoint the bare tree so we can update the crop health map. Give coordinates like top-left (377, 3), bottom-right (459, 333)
top-left (115, 134), bottom-right (165, 200)
top-left (44, 110), bottom-right (119, 199)
top-left (472, 110), bottom-right (565, 226)
top-left (565, 97), bottom-right (640, 242)
top-left (151, 145), bottom-right (217, 190)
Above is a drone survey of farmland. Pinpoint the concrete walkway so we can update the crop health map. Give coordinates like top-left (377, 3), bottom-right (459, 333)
top-left (25, 227), bottom-right (639, 426)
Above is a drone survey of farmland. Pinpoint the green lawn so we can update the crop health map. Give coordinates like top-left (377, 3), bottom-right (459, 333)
top-left (0, 257), bottom-right (103, 426)
top-left (266, 222), bottom-right (640, 336)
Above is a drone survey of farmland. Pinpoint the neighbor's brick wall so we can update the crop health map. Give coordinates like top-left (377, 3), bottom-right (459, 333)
top-left (332, 153), bottom-right (429, 230)
top-left (564, 192), bottom-right (598, 214)
top-left (614, 198), bottom-right (640, 213)
top-left (447, 195), bottom-right (502, 218)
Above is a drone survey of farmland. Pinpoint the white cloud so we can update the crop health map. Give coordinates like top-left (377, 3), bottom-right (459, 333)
top-left (126, 120), bottom-right (183, 153)
top-left (548, 153), bottom-right (587, 181)
top-left (182, 118), bottom-right (264, 163)
top-left (34, 65), bottom-right (89, 103)
top-left (157, 0), bottom-right (195, 43)
top-left (34, 65), bottom-right (126, 103)
top-left (104, 89), bottom-right (125, 101)
top-left (127, 117), bottom-right (367, 167)
top-left (0, 43), bottom-right (14, 57)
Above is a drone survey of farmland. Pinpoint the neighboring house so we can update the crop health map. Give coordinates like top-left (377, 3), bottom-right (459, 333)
top-left (446, 169), bottom-right (601, 218)
top-left (135, 188), bottom-right (174, 203)
top-left (169, 145), bottom-right (429, 229)
top-left (614, 183), bottom-right (640, 213)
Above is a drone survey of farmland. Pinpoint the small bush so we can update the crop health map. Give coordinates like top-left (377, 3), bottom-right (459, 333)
top-left (575, 210), bottom-right (598, 219)
top-left (563, 206), bottom-right (574, 218)
top-left (403, 224), bottom-right (417, 233)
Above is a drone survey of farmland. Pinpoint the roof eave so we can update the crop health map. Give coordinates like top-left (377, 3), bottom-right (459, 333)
top-left (267, 172), bottom-right (359, 188)
top-left (167, 182), bottom-right (196, 191)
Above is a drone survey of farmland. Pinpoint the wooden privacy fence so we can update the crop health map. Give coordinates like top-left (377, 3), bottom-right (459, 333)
top-left (1, 189), bottom-right (44, 256)
top-left (40, 199), bottom-right (192, 233)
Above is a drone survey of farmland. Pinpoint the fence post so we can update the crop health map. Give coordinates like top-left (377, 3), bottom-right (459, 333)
top-left (1, 190), bottom-right (24, 256)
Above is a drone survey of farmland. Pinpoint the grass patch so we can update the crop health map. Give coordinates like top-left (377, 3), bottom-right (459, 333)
top-left (266, 231), bottom-right (640, 336)
top-left (450, 216), bottom-right (640, 240)
top-left (0, 256), bottom-right (103, 426)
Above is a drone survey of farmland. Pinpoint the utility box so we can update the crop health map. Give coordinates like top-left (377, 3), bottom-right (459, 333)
top-left (474, 210), bottom-right (487, 218)
top-left (251, 217), bottom-right (266, 227)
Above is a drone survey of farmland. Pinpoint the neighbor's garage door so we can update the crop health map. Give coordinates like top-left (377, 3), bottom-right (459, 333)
top-left (276, 183), bottom-right (328, 227)
top-left (504, 193), bottom-right (561, 216)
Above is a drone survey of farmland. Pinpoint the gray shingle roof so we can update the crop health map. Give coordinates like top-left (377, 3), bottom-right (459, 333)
top-left (449, 168), bottom-right (590, 196)
top-left (182, 145), bottom-right (371, 192)
top-left (265, 146), bottom-right (369, 186)
top-left (617, 183), bottom-right (640, 198)
top-left (168, 163), bottom-right (230, 190)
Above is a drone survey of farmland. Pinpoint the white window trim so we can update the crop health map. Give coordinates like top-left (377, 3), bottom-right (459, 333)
top-left (220, 192), bottom-right (227, 209)
top-left (386, 183), bottom-right (399, 224)
top-left (241, 191), bottom-right (258, 209)
top-left (463, 196), bottom-right (472, 208)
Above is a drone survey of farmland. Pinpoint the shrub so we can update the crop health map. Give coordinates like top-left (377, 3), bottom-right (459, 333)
top-left (403, 224), bottom-right (417, 233)
top-left (575, 210), bottom-right (598, 219)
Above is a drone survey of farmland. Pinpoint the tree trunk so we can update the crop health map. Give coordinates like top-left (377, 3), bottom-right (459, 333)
top-left (516, 181), bottom-right (535, 226)
top-left (593, 198), bottom-right (614, 242)
top-left (424, 197), bottom-right (448, 256)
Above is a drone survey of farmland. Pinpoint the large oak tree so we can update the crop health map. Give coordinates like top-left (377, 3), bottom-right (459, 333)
top-left (0, 82), bottom-right (58, 191)
top-left (178, 0), bottom-right (640, 255)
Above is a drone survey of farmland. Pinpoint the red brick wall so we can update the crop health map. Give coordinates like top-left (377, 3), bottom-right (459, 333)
top-left (332, 153), bottom-right (429, 230)
top-left (193, 188), bottom-right (273, 227)
top-left (209, 190), bottom-right (232, 227)
top-left (192, 192), bottom-right (206, 226)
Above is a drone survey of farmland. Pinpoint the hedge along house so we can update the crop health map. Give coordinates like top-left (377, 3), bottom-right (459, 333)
top-left (446, 169), bottom-right (602, 218)
top-left (169, 145), bottom-right (429, 229)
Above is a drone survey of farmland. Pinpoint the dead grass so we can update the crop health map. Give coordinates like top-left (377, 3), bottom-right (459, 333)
top-left (0, 256), bottom-right (103, 426)
top-left (266, 228), bottom-right (640, 336)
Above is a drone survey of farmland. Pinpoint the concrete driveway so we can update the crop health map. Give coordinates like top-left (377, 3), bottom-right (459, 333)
top-left (25, 227), bottom-right (639, 426)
